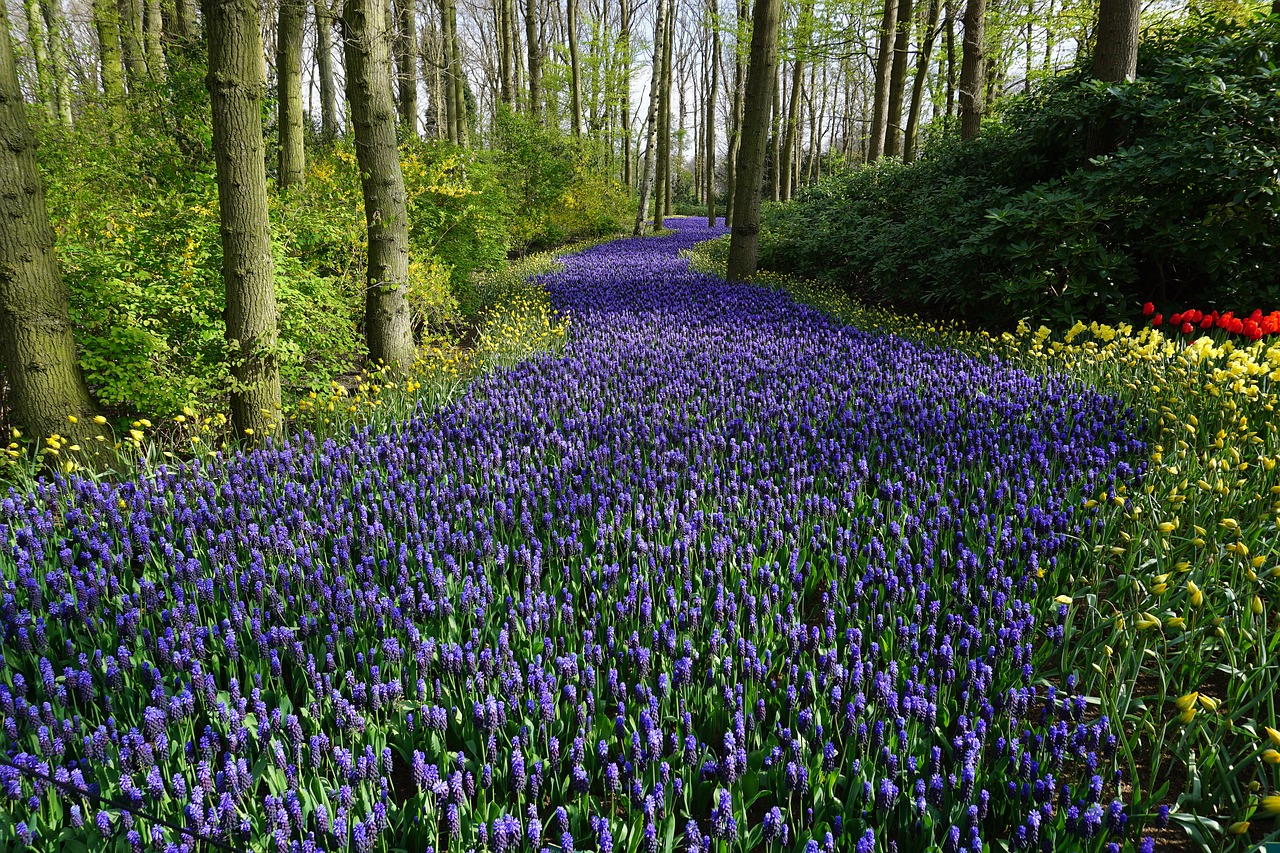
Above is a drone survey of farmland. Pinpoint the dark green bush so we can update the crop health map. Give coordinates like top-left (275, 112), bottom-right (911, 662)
top-left (763, 12), bottom-right (1280, 327)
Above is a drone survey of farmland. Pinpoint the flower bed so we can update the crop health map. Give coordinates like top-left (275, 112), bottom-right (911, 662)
top-left (2, 220), bottom-right (1153, 851)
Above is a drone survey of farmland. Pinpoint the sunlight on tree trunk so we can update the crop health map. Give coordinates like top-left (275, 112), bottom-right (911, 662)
top-left (277, 0), bottom-right (306, 189)
top-left (634, 0), bottom-right (668, 235)
top-left (958, 0), bottom-right (984, 140)
top-left (867, 0), bottom-right (897, 161)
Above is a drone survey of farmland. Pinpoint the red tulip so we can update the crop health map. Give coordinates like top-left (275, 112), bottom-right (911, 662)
top-left (1180, 322), bottom-right (1194, 335)
top-left (1170, 313), bottom-right (1182, 325)
top-left (1142, 302), bottom-right (1155, 316)
top-left (1151, 313), bottom-right (1163, 326)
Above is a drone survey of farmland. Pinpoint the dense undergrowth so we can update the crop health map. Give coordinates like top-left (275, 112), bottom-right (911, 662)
top-left (760, 13), bottom-right (1280, 329)
top-left (689, 233), bottom-right (1280, 850)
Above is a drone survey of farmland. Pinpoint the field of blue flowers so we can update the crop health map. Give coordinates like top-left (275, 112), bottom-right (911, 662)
top-left (1, 219), bottom-right (1155, 852)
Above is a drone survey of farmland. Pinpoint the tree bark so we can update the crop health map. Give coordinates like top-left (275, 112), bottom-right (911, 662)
top-left (24, 0), bottom-right (55, 117)
top-left (277, 0), bottom-right (306, 188)
top-left (567, 0), bottom-right (582, 134)
top-left (725, 0), bottom-right (781, 281)
top-left (620, 0), bottom-right (631, 184)
top-left (447, 0), bottom-right (467, 143)
top-left (705, 0), bottom-right (718, 224)
top-left (203, 0), bottom-right (283, 440)
top-left (654, 0), bottom-right (674, 225)
top-left (633, 0), bottom-right (667, 235)
top-left (723, 0), bottom-right (746, 227)
top-left (40, 0), bottom-right (73, 125)
top-left (958, 0), bottom-right (984, 140)
top-left (342, 0), bottom-right (417, 370)
top-left (93, 0), bottom-right (128, 121)
top-left (883, 0), bottom-right (912, 157)
top-left (779, 56), bottom-right (800, 199)
top-left (867, 0), bottom-right (897, 161)
top-left (316, 0), bottom-right (341, 139)
top-left (421, 18), bottom-right (444, 136)
top-left (903, 0), bottom-right (939, 161)
top-left (1091, 0), bottom-right (1139, 83)
top-left (944, 0), bottom-right (955, 117)
top-left (395, 0), bottom-right (419, 134)
top-left (499, 0), bottom-right (516, 106)
top-left (768, 69), bottom-right (779, 200)
top-left (144, 0), bottom-right (166, 79)
top-left (525, 0), bottom-right (541, 118)
top-left (0, 0), bottom-right (100, 445)
top-left (118, 0), bottom-right (148, 87)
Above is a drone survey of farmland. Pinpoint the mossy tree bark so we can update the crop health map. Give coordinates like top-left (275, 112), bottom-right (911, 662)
top-left (633, 0), bottom-right (667, 235)
top-left (40, 0), bottom-right (74, 125)
top-left (394, 0), bottom-right (419, 134)
top-left (866, 0), bottom-right (897, 161)
top-left (0, 0), bottom-right (101, 445)
top-left (118, 0), bottom-right (149, 87)
top-left (315, 0), bottom-right (341, 139)
top-left (23, 0), bottom-right (55, 117)
top-left (342, 0), bottom-right (417, 370)
top-left (958, 0), bottom-right (984, 139)
top-left (144, 0), bottom-right (166, 80)
top-left (567, 0), bottom-right (581, 134)
top-left (883, 0), bottom-right (912, 157)
top-left (93, 0), bottom-right (128, 121)
top-left (277, 0), bottom-right (306, 188)
top-left (203, 0), bottom-right (284, 440)
top-left (724, 0), bottom-right (781, 281)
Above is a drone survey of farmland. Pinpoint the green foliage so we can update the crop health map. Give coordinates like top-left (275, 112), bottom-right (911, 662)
top-left (489, 107), bottom-right (631, 251)
top-left (763, 12), bottom-right (1280, 328)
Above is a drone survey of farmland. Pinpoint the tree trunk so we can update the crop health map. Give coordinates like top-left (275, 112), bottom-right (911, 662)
top-left (202, 0), bottom-right (283, 440)
top-left (725, 0), bottom-right (781, 281)
top-left (620, 0), bottom-right (631, 184)
top-left (93, 0), bottom-right (128, 121)
top-left (395, 0), bottom-right (419, 134)
top-left (903, 0), bottom-right (939, 161)
top-left (944, 0), bottom-right (955, 117)
top-left (867, 0), bottom-right (897, 161)
top-left (118, 0), bottom-right (148, 88)
top-left (40, 0), bottom-right (73, 125)
top-left (277, 0), bottom-right (305, 187)
top-left (779, 56), bottom-right (801, 199)
top-left (705, 0), bottom-right (718, 224)
top-left (525, 0), bottom-right (541, 118)
top-left (633, 0), bottom-right (667, 235)
top-left (447, 0), bottom-right (467, 143)
top-left (768, 71), bottom-right (779, 201)
top-left (1092, 0), bottom-right (1139, 82)
top-left (499, 0), bottom-right (516, 106)
top-left (723, 0), bottom-right (746, 227)
top-left (958, 0), bottom-right (984, 140)
top-left (316, 0), bottom-right (340, 139)
top-left (567, 0), bottom-right (581, 134)
top-left (421, 18), bottom-right (444, 136)
top-left (24, 0), bottom-right (55, 117)
top-left (173, 0), bottom-right (197, 37)
top-left (342, 0), bottom-right (417, 370)
top-left (883, 0), bottom-right (912, 157)
top-left (144, 0), bottom-right (166, 79)
top-left (652, 0), bottom-right (672, 229)
top-left (0, 0), bottom-right (100, 446)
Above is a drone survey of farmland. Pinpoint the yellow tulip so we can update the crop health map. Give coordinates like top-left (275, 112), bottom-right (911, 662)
top-left (1186, 581), bottom-right (1203, 607)
top-left (1227, 821), bottom-right (1250, 835)
top-left (1262, 795), bottom-right (1280, 815)
top-left (1175, 692), bottom-right (1200, 711)
top-left (1178, 707), bottom-right (1197, 724)
top-left (1265, 726), bottom-right (1280, 748)
top-left (1262, 749), bottom-right (1280, 765)
top-left (1197, 694), bottom-right (1218, 712)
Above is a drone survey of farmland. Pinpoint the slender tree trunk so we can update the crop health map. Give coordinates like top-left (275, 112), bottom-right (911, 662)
top-left (958, 0), bottom-right (984, 139)
top-left (725, 0), bottom-right (781, 281)
top-left (93, 0), bottom-right (128, 120)
top-left (723, 0), bottom-right (746, 227)
top-left (437, 0), bottom-right (457, 139)
top-left (316, 0), bottom-right (340, 139)
top-left (768, 71), bottom-right (779, 201)
top-left (903, 0), bottom-right (939, 161)
top-left (40, 0), bottom-right (73, 125)
top-left (867, 0), bottom-right (897, 161)
top-left (24, 0), bottom-right (55, 116)
top-left (944, 0), bottom-right (955, 117)
top-left (448, 0), bottom-right (467, 142)
top-left (422, 19), bottom-right (444, 136)
top-left (0, 0), bottom-right (100, 445)
top-left (567, 0), bottom-right (582, 133)
top-left (779, 57), bottom-right (801, 199)
top-left (173, 0), bottom-right (196, 36)
top-left (634, 0), bottom-right (667, 234)
top-left (343, 0), bottom-right (417, 370)
top-left (277, 0), bottom-right (305, 187)
top-left (884, 0), bottom-right (912, 157)
top-left (144, 0), bottom-right (166, 79)
top-left (499, 0), bottom-right (515, 105)
top-left (203, 0), bottom-right (283, 440)
top-left (706, 0), bottom-right (718, 224)
top-left (118, 0), bottom-right (148, 87)
top-left (620, 0), bottom-right (631, 184)
top-left (394, 0), bottom-right (419, 134)
top-left (1091, 0), bottom-right (1139, 82)
top-left (525, 0), bottom-right (541, 118)
top-left (660, 0), bottom-right (675, 218)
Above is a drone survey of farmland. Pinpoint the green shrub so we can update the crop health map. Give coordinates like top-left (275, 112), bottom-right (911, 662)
top-left (764, 12), bottom-right (1280, 327)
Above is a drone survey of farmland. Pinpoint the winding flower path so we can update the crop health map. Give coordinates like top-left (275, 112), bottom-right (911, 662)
top-left (0, 219), bottom-right (1148, 852)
